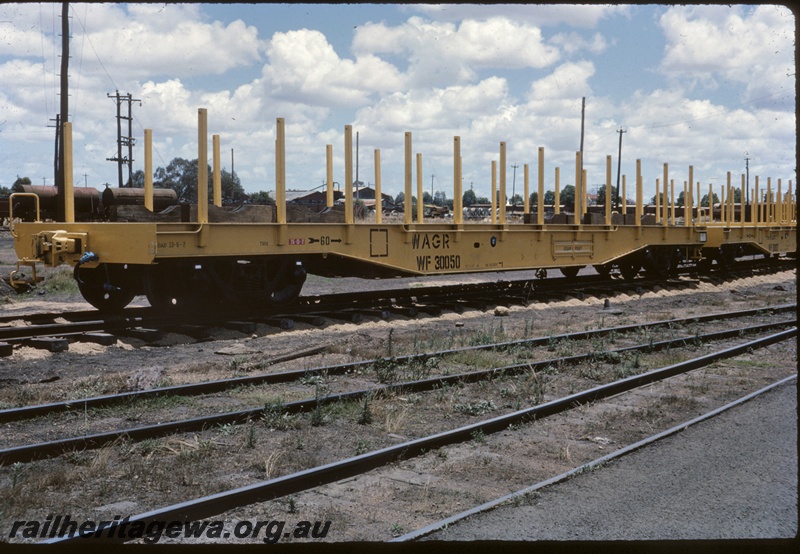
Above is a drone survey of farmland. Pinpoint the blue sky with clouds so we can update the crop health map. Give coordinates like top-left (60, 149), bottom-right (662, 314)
top-left (0, 3), bottom-right (794, 202)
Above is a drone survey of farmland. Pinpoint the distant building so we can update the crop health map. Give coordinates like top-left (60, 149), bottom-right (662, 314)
top-left (268, 189), bottom-right (344, 213)
top-left (351, 186), bottom-right (394, 211)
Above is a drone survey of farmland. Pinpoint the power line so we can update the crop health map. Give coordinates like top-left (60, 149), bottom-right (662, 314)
top-left (69, 5), bottom-right (117, 92)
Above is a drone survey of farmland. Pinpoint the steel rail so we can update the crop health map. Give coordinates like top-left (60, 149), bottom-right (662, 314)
top-left (0, 304), bottom-right (793, 423)
top-left (41, 327), bottom-right (796, 544)
top-left (2, 320), bottom-right (794, 466)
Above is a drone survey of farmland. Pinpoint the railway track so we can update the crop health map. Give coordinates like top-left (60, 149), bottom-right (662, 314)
top-left (0, 303), bottom-right (794, 426)
top-left (0, 256), bottom-right (791, 349)
top-left (34, 326), bottom-right (795, 544)
top-left (1, 318), bottom-right (795, 465)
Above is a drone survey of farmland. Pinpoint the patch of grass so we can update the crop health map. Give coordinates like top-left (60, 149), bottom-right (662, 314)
top-left (310, 384), bottom-right (327, 427)
top-left (455, 399), bottom-right (497, 416)
top-left (218, 422), bottom-right (238, 436)
top-left (446, 349), bottom-right (509, 370)
top-left (470, 429), bottom-right (486, 443)
top-left (246, 425), bottom-right (257, 448)
top-left (389, 523), bottom-right (405, 538)
top-left (299, 373), bottom-right (327, 387)
top-left (519, 371), bottom-right (547, 405)
top-left (357, 394), bottom-right (373, 425)
top-left (39, 267), bottom-right (79, 294)
top-left (263, 398), bottom-right (295, 431)
top-left (578, 365), bottom-right (603, 381)
top-left (68, 374), bottom-right (128, 400)
top-left (262, 450), bottom-right (283, 479)
top-left (511, 491), bottom-right (539, 507)
top-left (355, 439), bottom-right (371, 455)
top-left (374, 399), bottom-right (410, 433)
top-left (657, 395), bottom-right (701, 411)
top-left (372, 358), bottom-right (399, 384)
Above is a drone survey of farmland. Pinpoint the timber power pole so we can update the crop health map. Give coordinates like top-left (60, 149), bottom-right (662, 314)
top-left (579, 97), bottom-right (586, 179)
top-left (107, 91), bottom-right (141, 187)
top-left (744, 154), bottom-right (750, 206)
top-left (511, 163), bottom-right (519, 204)
top-left (615, 127), bottom-right (626, 212)
top-left (56, 1), bottom-right (70, 221)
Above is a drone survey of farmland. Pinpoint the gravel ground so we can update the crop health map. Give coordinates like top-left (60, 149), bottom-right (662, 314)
top-left (421, 378), bottom-right (798, 542)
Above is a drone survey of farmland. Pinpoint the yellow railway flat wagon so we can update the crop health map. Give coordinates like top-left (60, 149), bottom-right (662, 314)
top-left (9, 110), bottom-right (796, 313)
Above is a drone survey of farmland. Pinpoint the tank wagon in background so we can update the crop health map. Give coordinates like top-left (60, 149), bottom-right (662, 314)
top-left (2, 184), bottom-right (178, 223)
top-left (8, 109), bottom-right (797, 313)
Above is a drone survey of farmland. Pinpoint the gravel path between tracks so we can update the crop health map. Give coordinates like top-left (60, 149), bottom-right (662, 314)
top-left (419, 377), bottom-right (798, 541)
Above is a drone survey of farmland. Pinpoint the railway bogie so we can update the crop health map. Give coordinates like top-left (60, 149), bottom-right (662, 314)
top-left (8, 110), bottom-right (796, 313)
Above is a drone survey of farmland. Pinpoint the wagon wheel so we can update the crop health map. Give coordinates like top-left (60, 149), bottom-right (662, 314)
top-left (696, 254), bottom-right (713, 274)
top-left (75, 263), bottom-right (138, 312)
top-left (144, 261), bottom-right (216, 312)
top-left (593, 263), bottom-right (612, 278)
top-left (617, 258), bottom-right (640, 281)
top-left (265, 258), bottom-right (306, 307)
top-left (559, 266), bottom-right (583, 278)
top-left (643, 247), bottom-right (677, 278)
top-left (202, 257), bottom-right (306, 309)
top-left (717, 245), bottom-right (740, 271)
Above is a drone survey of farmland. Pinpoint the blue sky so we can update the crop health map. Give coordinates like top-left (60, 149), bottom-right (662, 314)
top-left (0, 3), bottom-right (794, 202)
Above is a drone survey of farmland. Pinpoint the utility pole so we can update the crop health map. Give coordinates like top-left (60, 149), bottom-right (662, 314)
top-left (511, 163), bottom-right (518, 205)
top-left (107, 91), bottom-right (141, 187)
top-left (615, 127), bottom-right (626, 212)
top-left (355, 131), bottom-right (359, 199)
top-left (56, 1), bottom-right (70, 221)
top-left (744, 153), bottom-right (750, 206)
top-left (430, 173), bottom-right (435, 203)
top-left (579, 97), bottom-right (586, 179)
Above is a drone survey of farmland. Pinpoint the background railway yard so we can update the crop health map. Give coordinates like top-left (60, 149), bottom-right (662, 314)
top-left (0, 229), bottom-right (796, 544)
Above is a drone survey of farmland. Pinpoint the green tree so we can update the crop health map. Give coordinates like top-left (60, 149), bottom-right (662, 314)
top-left (528, 191), bottom-right (538, 206)
top-left (12, 176), bottom-right (32, 191)
top-left (220, 169), bottom-right (245, 203)
top-left (154, 157), bottom-right (197, 201)
top-left (126, 169), bottom-right (145, 188)
top-left (462, 188), bottom-right (477, 207)
top-left (700, 193), bottom-right (720, 207)
top-left (248, 191), bottom-right (273, 204)
top-left (598, 186), bottom-right (620, 207)
top-left (560, 185), bottom-right (576, 212)
top-left (433, 190), bottom-right (447, 206)
top-left (152, 158), bottom-right (244, 203)
top-left (544, 190), bottom-right (555, 205)
top-left (510, 193), bottom-right (523, 206)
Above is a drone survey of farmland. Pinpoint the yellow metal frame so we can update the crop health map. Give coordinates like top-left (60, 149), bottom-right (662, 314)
top-left (11, 110), bottom-right (796, 284)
